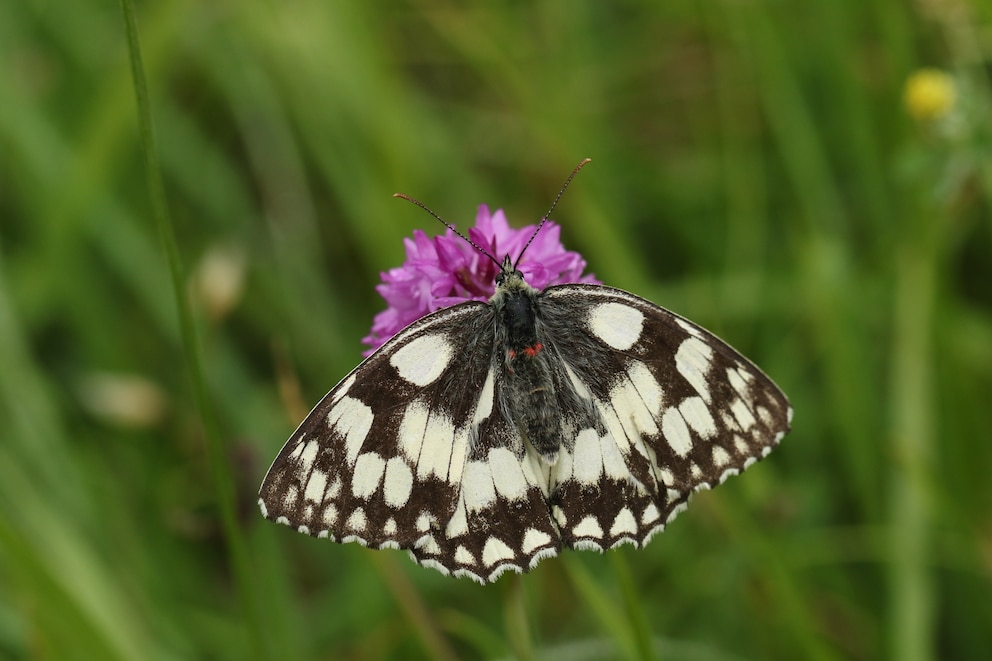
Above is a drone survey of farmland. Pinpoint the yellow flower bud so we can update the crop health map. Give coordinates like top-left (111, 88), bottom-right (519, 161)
top-left (904, 68), bottom-right (957, 121)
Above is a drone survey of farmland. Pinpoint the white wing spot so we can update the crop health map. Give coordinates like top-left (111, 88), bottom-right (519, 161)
top-left (447, 428), bottom-right (470, 485)
top-left (416, 512), bottom-right (435, 532)
top-left (328, 476), bottom-right (342, 499)
top-left (554, 444), bottom-right (574, 482)
top-left (573, 515), bottom-right (604, 539)
top-left (676, 337), bottom-right (714, 403)
top-left (609, 508), bottom-right (638, 537)
top-left (283, 485), bottom-right (299, 509)
top-left (446, 497), bottom-right (469, 538)
top-left (416, 410), bottom-right (456, 481)
top-left (712, 446), bottom-right (731, 467)
top-left (417, 535), bottom-right (441, 556)
top-left (600, 432), bottom-right (629, 481)
top-left (489, 447), bottom-right (529, 501)
top-left (346, 508), bottom-right (367, 531)
top-left (473, 369), bottom-right (495, 426)
top-left (675, 318), bottom-right (703, 337)
top-left (679, 396), bottom-right (717, 438)
top-left (383, 518), bottom-right (397, 536)
top-left (288, 440), bottom-right (305, 461)
top-left (463, 460), bottom-right (497, 512)
top-left (322, 504), bottom-right (337, 527)
top-left (383, 457), bottom-right (414, 508)
top-left (455, 546), bottom-right (476, 565)
top-left (659, 468), bottom-right (675, 487)
top-left (304, 469), bottom-right (328, 503)
top-left (757, 405), bottom-right (773, 427)
top-left (572, 428), bottom-right (604, 484)
top-left (327, 396), bottom-right (374, 466)
top-left (522, 528), bottom-right (553, 554)
top-left (398, 400), bottom-right (430, 465)
top-left (482, 537), bottom-right (516, 567)
top-left (389, 333), bottom-right (452, 386)
top-left (351, 452), bottom-right (386, 499)
top-left (661, 407), bottom-right (693, 456)
top-left (627, 360), bottom-right (663, 418)
top-left (731, 398), bottom-right (757, 431)
top-left (332, 374), bottom-right (356, 403)
top-left (727, 367), bottom-right (748, 399)
top-left (588, 302), bottom-right (644, 350)
top-left (609, 374), bottom-right (659, 440)
top-left (298, 441), bottom-right (318, 472)
top-left (642, 503), bottom-right (661, 525)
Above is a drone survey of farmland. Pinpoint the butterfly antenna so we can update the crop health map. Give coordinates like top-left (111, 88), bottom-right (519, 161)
top-left (514, 158), bottom-right (591, 270)
top-left (393, 193), bottom-right (502, 268)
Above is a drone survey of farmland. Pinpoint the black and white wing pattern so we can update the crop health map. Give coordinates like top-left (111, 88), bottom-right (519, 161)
top-left (531, 284), bottom-right (791, 553)
top-left (259, 269), bottom-right (792, 584)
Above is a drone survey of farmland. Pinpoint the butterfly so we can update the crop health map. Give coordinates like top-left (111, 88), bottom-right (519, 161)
top-left (258, 161), bottom-right (792, 584)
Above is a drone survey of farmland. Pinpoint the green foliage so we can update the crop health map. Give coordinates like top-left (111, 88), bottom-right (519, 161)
top-left (1, 1), bottom-right (990, 659)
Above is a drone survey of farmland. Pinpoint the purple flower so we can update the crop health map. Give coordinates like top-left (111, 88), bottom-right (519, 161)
top-left (362, 205), bottom-right (599, 355)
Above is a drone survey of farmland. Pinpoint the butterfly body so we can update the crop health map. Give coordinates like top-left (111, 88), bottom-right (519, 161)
top-left (260, 251), bottom-right (792, 583)
top-left (494, 259), bottom-right (575, 463)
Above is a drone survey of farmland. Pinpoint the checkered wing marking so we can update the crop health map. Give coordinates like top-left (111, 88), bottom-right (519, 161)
top-left (257, 301), bottom-right (561, 583)
top-left (537, 284), bottom-right (792, 551)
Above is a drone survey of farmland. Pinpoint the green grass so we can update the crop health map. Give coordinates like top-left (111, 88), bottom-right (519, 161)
top-left (2, 1), bottom-right (990, 659)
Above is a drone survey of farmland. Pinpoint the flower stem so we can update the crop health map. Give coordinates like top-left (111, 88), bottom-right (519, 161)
top-left (888, 231), bottom-right (938, 661)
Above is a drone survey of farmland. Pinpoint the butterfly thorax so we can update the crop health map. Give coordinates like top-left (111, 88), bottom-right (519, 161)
top-left (491, 259), bottom-right (563, 464)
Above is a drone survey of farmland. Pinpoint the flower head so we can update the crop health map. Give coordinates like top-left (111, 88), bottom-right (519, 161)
top-left (362, 205), bottom-right (599, 354)
top-left (904, 68), bottom-right (957, 122)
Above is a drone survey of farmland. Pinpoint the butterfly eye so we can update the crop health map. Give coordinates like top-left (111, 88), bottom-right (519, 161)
top-left (495, 270), bottom-right (525, 286)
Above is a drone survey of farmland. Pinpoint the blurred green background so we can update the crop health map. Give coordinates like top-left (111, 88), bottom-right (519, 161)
top-left (1, 1), bottom-right (990, 659)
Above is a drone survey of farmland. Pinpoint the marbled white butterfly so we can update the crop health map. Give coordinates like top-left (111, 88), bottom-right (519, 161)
top-left (259, 161), bottom-right (792, 584)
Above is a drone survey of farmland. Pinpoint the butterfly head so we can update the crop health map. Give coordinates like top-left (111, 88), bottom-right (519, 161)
top-left (493, 254), bottom-right (541, 302)
top-left (495, 254), bottom-right (526, 287)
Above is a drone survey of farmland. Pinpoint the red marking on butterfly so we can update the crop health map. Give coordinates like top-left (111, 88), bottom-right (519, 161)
top-left (523, 343), bottom-right (543, 357)
top-left (509, 343), bottom-right (544, 360)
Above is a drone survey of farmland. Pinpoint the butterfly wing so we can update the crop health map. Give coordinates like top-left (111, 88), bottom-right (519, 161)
top-left (535, 284), bottom-right (792, 551)
top-left (258, 300), bottom-right (562, 583)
